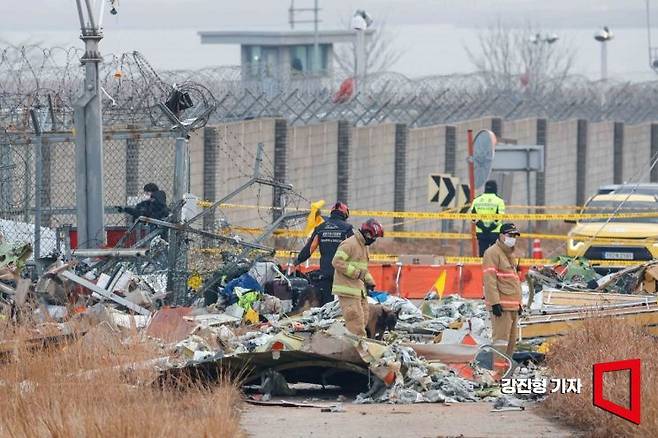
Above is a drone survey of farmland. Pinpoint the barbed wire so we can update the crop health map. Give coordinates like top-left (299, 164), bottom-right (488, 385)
top-left (2, 45), bottom-right (658, 134)
top-left (0, 45), bottom-right (217, 132)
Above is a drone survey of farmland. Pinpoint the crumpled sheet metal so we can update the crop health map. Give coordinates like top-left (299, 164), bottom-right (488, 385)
top-left (155, 294), bottom-right (500, 404)
top-left (355, 344), bottom-right (490, 405)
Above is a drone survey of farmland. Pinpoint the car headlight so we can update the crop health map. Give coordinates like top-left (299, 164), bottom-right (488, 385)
top-left (569, 239), bottom-right (584, 248)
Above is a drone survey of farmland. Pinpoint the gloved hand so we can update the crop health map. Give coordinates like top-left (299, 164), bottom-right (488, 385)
top-left (518, 304), bottom-right (523, 315)
top-left (366, 282), bottom-right (375, 292)
top-left (485, 223), bottom-right (497, 232)
top-left (491, 304), bottom-right (503, 317)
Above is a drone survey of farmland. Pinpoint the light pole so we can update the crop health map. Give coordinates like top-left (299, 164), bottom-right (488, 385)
top-left (594, 26), bottom-right (614, 81)
top-left (351, 9), bottom-right (373, 95)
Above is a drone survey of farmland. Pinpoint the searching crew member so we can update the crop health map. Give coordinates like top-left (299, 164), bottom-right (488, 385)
top-left (295, 202), bottom-right (353, 305)
top-left (471, 180), bottom-right (506, 256)
top-left (118, 183), bottom-right (169, 221)
top-left (331, 218), bottom-right (384, 337)
top-left (483, 223), bottom-right (523, 357)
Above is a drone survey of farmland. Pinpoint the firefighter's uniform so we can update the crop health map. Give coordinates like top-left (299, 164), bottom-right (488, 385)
top-left (331, 230), bottom-right (374, 337)
top-left (296, 214), bottom-right (353, 304)
top-left (483, 240), bottom-right (522, 356)
top-left (471, 193), bottom-right (506, 256)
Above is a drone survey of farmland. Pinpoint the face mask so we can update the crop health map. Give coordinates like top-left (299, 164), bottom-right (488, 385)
top-left (362, 232), bottom-right (376, 246)
top-left (503, 236), bottom-right (516, 248)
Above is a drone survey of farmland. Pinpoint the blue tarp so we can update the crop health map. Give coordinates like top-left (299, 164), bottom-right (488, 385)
top-left (367, 290), bottom-right (389, 303)
top-left (221, 273), bottom-right (262, 305)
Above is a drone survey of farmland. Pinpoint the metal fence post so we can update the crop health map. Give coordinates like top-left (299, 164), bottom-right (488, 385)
top-left (30, 109), bottom-right (43, 275)
top-left (167, 135), bottom-right (189, 304)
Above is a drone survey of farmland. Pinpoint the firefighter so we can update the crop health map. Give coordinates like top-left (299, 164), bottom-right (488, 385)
top-left (295, 202), bottom-right (353, 305)
top-left (471, 180), bottom-right (506, 256)
top-left (331, 218), bottom-right (384, 337)
top-left (483, 223), bottom-right (523, 357)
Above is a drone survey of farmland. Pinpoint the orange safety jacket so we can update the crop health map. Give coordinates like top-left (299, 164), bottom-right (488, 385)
top-left (482, 240), bottom-right (522, 311)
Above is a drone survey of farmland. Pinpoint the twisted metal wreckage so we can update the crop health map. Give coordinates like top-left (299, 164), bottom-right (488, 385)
top-left (1, 45), bottom-right (658, 408)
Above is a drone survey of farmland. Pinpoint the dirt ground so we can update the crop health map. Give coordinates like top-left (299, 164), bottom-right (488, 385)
top-left (241, 401), bottom-right (579, 438)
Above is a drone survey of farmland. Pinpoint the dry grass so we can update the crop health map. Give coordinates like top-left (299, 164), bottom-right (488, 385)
top-left (543, 317), bottom-right (658, 437)
top-left (0, 321), bottom-right (244, 438)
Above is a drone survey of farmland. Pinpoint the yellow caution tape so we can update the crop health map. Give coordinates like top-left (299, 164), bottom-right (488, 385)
top-left (346, 210), bottom-right (658, 221)
top-left (273, 250), bottom-right (644, 267)
top-left (221, 226), bottom-right (658, 245)
top-left (191, 247), bottom-right (646, 267)
top-left (196, 202), bottom-right (658, 221)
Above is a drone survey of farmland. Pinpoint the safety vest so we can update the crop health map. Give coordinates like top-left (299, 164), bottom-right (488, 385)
top-left (471, 193), bottom-right (505, 233)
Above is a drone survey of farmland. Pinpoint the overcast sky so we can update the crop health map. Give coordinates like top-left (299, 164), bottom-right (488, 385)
top-left (1, 1), bottom-right (656, 80)
top-left (0, 0), bottom-right (649, 30)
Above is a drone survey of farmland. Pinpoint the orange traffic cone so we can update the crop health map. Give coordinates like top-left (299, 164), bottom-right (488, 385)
top-left (532, 239), bottom-right (543, 259)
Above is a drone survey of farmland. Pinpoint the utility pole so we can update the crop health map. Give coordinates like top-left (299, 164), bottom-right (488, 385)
top-left (289, 0), bottom-right (321, 72)
top-left (74, 0), bottom-right (106, 248)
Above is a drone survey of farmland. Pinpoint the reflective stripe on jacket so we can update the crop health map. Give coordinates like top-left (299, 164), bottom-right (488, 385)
top-left (471, 193), bottom-right (505, 233)
top-left (482, 240), bottom-right (522, 310)
top-left (331, 230), bottom-right (374, 298)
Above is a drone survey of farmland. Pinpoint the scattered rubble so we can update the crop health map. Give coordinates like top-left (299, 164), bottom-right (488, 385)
top-left (8, 232), bottom-right (658, 412)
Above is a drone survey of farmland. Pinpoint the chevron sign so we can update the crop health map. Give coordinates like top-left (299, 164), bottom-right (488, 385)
top-left (428, 174), bottom-right (459, 207)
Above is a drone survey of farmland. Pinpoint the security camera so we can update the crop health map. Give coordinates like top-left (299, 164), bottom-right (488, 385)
top-left (594, 26), bottom-right (613, 42)
top-left (652, 58), bottom-right (658, 69)
top-left (109, 0), bottom-right (118, 15)
top-left (352, 9), bottom-right (373, 30)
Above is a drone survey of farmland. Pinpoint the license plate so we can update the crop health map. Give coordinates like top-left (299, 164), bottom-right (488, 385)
top-left (603, 252), bottom-right (634, 260)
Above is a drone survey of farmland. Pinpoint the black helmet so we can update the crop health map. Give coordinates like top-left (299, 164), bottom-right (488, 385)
top-left (330, 202), bottom-right (350, 219)
top-left (484, 180), bottom-right (497, 194)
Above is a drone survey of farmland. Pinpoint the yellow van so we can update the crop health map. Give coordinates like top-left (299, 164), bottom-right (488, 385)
top-left (567, 193), bottom-right (658, 261)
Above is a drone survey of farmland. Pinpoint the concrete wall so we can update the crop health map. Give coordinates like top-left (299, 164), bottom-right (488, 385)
top-left (197, 119), bottom-right (277, 229)
top-left (188, 130), bottom-right (205, 197)
top-left (584, 121), bottom-right (615, 197)
top-left (143, 117), bottom-right (658, 243)
top-left (624, 123), bottom-right (653, 183)
top-left (405, 125), bottom-right (446, 231)
top-left (544, 119), bottom-right (579, 206)
top-left (287, 122), bottom-right (339, 203)
top-left (348, 124), bottom-right (398, 213)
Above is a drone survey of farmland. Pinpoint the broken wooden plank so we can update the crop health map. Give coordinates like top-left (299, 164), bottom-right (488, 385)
top-left (519, 304), bottom-right (658, 339)
top-left (542, 290), bottom-right (656, 307)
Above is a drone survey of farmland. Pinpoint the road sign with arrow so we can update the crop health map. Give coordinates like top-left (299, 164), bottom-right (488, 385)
top-left (428, 174), bottom-right (460, 207)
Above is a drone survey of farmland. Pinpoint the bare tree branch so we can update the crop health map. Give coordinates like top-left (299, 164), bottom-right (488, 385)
top-left (466, 21), bottom-right (576, 92)
top-left (332, 20), bottom-right (403, 77)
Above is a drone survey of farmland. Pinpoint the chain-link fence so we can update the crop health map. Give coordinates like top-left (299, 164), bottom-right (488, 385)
top-left (0, 130), bottom-right (177, 256)
top-left (3, 43), bottom-right (658, 303)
